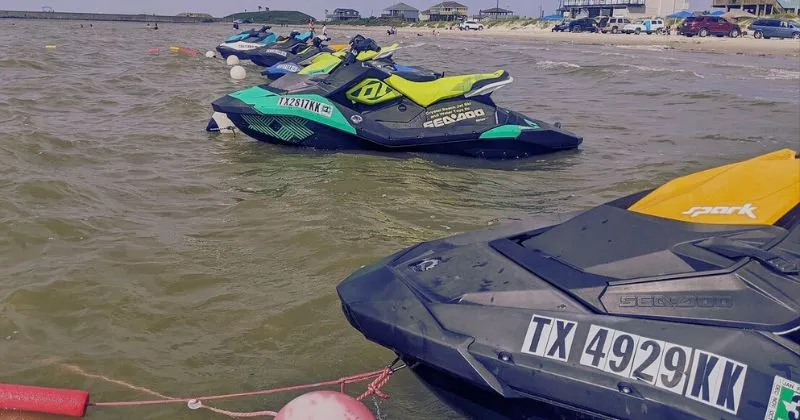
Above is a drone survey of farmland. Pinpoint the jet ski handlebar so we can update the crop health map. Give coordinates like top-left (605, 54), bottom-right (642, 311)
top-left (343, 35), bottom-right (381, 65)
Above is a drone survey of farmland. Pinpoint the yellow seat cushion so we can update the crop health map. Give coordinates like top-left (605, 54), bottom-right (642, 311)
top-left (385, 70), bottom-right (507, 108)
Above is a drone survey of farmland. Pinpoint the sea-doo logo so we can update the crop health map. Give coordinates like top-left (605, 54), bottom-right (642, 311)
top-left (618, 295), bottom-right (733, 308)
top-left (423, 109), bottom-right (486, 128)
top-left (278, 97), bottom-right (332, 117)
top-left (264, 49), bottom-right (288, 57)
top-left (681, 203), bottom-right (757, 219)
top-left (275, 63), bottom-right (301, 72)
top-left (764, 376), bottom-right (800, 420)
top-left (236, 42), bottom-right (263, 50)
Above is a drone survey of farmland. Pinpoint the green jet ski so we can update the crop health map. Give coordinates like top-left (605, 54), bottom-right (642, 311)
top-left (206, 36), bottom-right (582, 159)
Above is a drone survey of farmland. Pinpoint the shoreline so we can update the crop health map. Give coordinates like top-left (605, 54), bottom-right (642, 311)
top-left (329, 24), bottom-right (800, 58)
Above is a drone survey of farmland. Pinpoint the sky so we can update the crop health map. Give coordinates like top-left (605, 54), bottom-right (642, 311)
top-left (3, 0), bottom-right (711, 20)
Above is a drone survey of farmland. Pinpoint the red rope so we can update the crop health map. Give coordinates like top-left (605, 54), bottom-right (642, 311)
top-left (91, 367), bottom-right (394, 409)
top-left (356, 368), bottom-right (392, 401)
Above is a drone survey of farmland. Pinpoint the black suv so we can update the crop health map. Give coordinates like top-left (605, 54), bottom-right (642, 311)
top-left (552, 18), bottom-right (598, 33)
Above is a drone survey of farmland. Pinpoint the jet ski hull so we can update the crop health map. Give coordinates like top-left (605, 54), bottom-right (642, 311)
top-left (208, 87), bottom-right (582, 159)
top-left (337, 151), bottom-right (800, 419)
top-left (216, 43), bottom-right (265, 59)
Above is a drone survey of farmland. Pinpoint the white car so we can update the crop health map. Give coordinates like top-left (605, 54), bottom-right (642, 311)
top-left (459, 20), bottom-right (484, 31)
top-left (621, 18), bottom-right (665, 34)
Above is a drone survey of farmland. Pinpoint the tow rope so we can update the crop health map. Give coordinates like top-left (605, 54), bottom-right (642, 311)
top-left (0, 358), bottom-right (406, 418)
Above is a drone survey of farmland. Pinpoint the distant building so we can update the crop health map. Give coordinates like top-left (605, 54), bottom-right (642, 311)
top-left (327, 8), bottom-right (361, 20)
top-left (420, 1), bottom-right (468, 21)
top-left (382, 2), bottom-right (420, 20)
top-left (711, 0), bottom-right (798, 15)
top-left (558, 0), bottom-right (689, 18)
top-left (177, 12), bottom-right (214, 18)
top-left (478, 7), bottom-right (514, 19)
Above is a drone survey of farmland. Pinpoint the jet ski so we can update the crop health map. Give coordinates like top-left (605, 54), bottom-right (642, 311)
top-left (246, 31), bottom-right (315, 68)
top-left (224, 26), bottom-right (271, 43)
top-left (261, 36), bottom-right (349, 81)
top-left (216, 26), bottom-right (277, 59)
top-left (206, 36), bottom-right (581, 159)
top-left (337, 148), bottom-right (800, 420)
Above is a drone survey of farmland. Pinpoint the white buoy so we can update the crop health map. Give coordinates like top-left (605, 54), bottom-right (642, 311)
top-left (226, 55), bottom-right (240, 65)
top-left (230, 65), bottom-right (246, 80)
top-left (205, 50), bottom-right (215, 58)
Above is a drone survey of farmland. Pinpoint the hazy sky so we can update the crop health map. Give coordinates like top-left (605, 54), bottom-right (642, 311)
top-left (4, 0), bottom-right (710, 19)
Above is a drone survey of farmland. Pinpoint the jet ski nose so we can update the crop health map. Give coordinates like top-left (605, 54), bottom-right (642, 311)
top-left (206, 117), bottom-right (219, 132)
top-left (206, 112), bottom-right (237, 134)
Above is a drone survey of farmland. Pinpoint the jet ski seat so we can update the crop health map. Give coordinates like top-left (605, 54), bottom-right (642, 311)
top-left (390, 65), bottom-right (442, 83)
top-left (385, 70), bottom-right (510, 108)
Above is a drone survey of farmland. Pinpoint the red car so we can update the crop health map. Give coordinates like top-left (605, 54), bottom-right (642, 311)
top-left (679, 15), bottom-right (742, 37)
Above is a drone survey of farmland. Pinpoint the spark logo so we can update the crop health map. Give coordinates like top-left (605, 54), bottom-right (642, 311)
top-left (681, 203), bottom-right (757, 219)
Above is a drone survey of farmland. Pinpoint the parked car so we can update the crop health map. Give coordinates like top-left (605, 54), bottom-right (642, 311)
top-left (552, 17), bottom-right (598, 33)
top-left (621, 18), bottom-right (666, 34)
top-left (679, 15), bottom-right (741, 37)
top-left (459, 20), bottom-right (484, 31)
top-left (750, 18), bottom-right (800, 39)
top-left (597, 16), bottom-right (632, 34)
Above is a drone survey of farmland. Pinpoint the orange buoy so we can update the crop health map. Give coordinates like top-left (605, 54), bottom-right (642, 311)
top-left (275, 391), bottom-right (375, 420)
top-left (0, 384), bottom-right (89, 417)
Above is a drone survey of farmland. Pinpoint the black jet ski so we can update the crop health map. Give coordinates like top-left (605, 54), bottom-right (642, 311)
top-left (216, 26), bottom-right (276, 59)
top-left (337, 148), bottom-right (800, 419)
top-left (246, 31), bottom-right (314, 68)
top-left (207, 36), bottom-right (582, 159)
top-left (260, 36), bottom-right (349, 80)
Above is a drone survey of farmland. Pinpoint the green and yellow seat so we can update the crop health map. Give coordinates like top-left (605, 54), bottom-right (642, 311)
top-left (384, 70), bottom-right (511, 108)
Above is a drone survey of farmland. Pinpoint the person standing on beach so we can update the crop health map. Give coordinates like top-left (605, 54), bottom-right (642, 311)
top-left (322, 24), bottom-right (327, 37)
top-left (309, 19), bottom-right (316, 34)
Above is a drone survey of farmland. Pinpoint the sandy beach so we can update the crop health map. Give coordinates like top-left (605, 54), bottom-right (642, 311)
top-left (329, 23), bottom-right (800, 57)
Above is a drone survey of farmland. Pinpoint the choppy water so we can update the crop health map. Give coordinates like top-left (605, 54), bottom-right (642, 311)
top-left (0, 19), bottom-right (798, 419)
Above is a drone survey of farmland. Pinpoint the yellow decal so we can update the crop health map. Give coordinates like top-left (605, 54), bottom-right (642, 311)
top-left (629, 149), bottom-right (799, 225)
top-left (346, 79), bottom-right (402, 105)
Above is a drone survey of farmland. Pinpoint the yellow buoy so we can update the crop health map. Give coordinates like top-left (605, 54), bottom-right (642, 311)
top-left (45, 45), bottom-right (56, 49)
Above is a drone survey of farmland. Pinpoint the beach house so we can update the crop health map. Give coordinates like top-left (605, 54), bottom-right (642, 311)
top-left (558, 0), bottom-right (690, 18)
top-left (711, 0), bottom-right (799, 15)
top-left (478, 7), bottom-right (514, 19)
top-left (420, 1), bottom-right (468, 21)
top-left (382, 2), bottom-right (420, 20)
top-left (327, 8), bottom-right (361, 21)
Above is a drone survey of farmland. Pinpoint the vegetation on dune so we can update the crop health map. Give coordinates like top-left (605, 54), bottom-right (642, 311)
top-left (225, 10), bottom-right (315, 24)
top-left (324, 17), bottom-right (409, 26)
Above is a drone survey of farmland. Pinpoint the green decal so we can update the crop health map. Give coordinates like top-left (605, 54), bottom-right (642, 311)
top-left (479, 124), bottom-right (539, 140)
top-left (764, 376), bottom-right (800, 420)
top-left (242, 115), bottom-right (313, 143)
top-left (229, 87), bottom-right (356, 135)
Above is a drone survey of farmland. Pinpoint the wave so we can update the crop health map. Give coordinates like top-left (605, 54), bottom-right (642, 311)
top-left (535, 60), bottom-right (581, 70)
